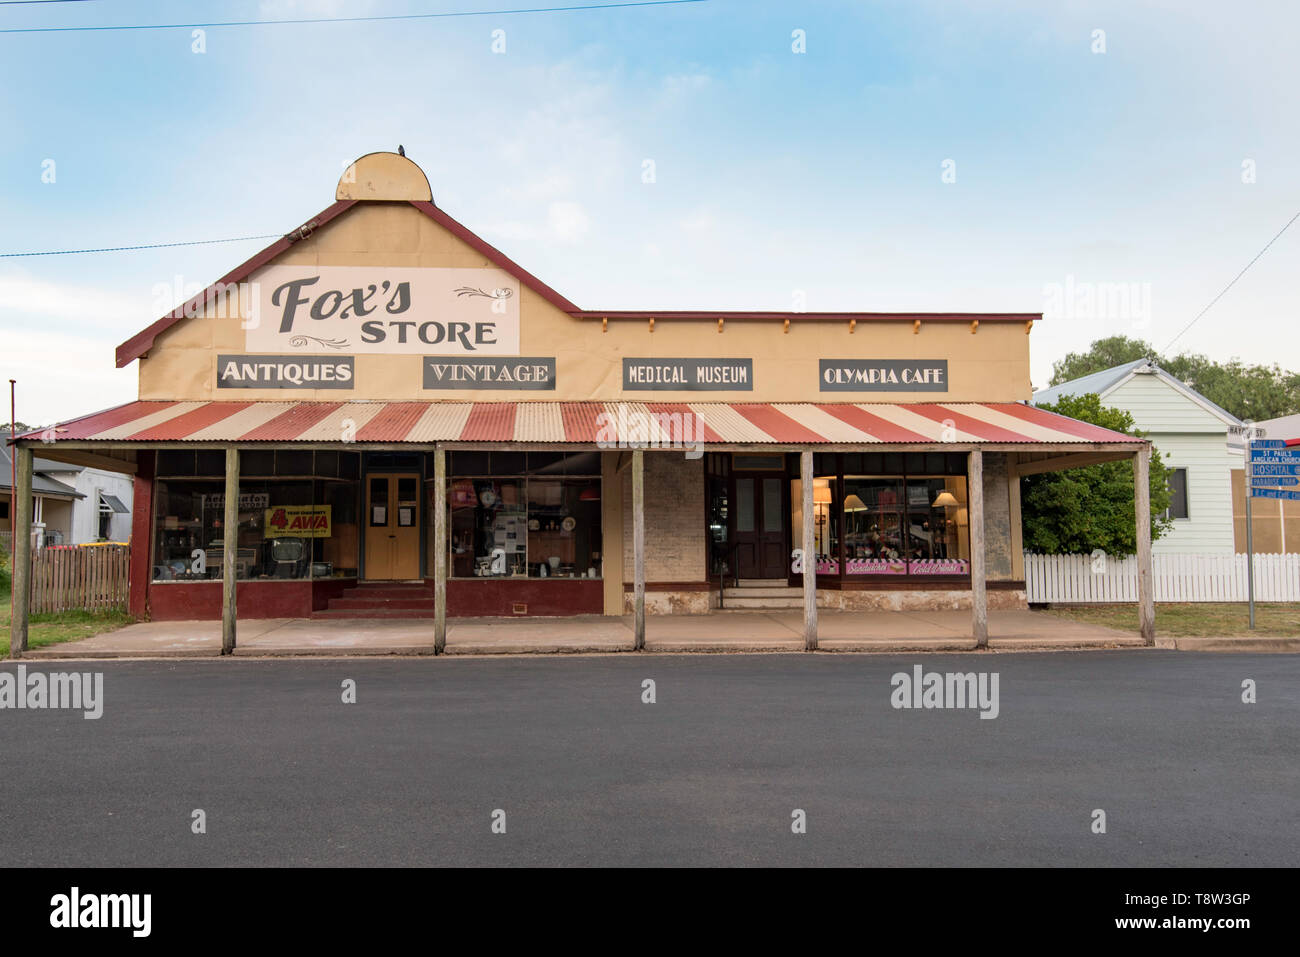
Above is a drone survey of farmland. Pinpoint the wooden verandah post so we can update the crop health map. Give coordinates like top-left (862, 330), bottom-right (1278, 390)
top-left (1134, 446), bottom-right (1155, 644)
top-left (968, 449), bottom-right (988, 649)
top-left (632, 449), bottom-right (645, 651)
top-left (800, 450), bottom-right (818, 651)
top-left (221, 446), bottom-right (239, 655)
top-left (433, 446), bottom-right (447, 654)
top-left (8, 444), bottom-right (32, 657)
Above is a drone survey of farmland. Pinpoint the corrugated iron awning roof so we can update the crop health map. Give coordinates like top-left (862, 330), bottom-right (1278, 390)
top-left (19, 401), bottom-right (1146, 447)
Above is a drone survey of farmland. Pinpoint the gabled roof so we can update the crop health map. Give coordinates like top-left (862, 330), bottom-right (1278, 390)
top-left (114, 194), bottom-right (1041, 368)
top-left (1034, 358), bottom-right (1242, 428)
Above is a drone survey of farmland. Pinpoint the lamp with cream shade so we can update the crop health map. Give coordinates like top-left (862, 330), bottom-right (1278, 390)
top-left (931, 490), bottom-right (959, 509)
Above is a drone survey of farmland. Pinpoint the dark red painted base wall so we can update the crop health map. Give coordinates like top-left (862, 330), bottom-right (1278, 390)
top-left (149, 580), bottom-right (336, 620)
top-left (443, 579), bottom-right (603, 616)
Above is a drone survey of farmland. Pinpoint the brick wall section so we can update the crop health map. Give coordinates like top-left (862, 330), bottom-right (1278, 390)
top-left (982, 452), bottom-right (1013, 581)
top-left (622, 453), bottom-right (706, 582)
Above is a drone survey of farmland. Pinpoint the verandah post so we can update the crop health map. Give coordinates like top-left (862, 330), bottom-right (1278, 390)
top-left (221, 446), bottom-right (239, 655)
top-left (9, 444), bottom-right (33, 657)
top-left (1134, 446), bottom-right (1155, 644)
top-left (433, 446), bottom-right (447, 654)
top-left (800, 450), bottom-right (818, 651)
top-left (632, 448), bottom-right (645, 651)
top-left (968, 449), bottom-right (988, 648)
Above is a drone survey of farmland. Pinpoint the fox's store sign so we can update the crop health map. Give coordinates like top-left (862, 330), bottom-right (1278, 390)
top-left (247, 265), bottom-right (521, 355)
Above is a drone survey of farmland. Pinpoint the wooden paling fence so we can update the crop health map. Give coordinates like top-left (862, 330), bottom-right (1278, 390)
top-left (28, 544), bottom-right (131, 614)
top-left (1025, 552), bottom-right (1300, 603)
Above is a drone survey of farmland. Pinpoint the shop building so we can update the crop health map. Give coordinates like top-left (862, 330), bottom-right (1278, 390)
top-left (7, 151), bottom-right (1156, 653)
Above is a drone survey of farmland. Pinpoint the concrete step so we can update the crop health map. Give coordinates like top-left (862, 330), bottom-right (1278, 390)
top-left (328, 598), bottom-right (437, 611)
top-left (718, 596), bottom-right (806, 610)
top-left (342, 585), bottom-right (433, 599)
top-left (731, 579), bottom-right (790, 588)
top-left (313, 607), bottom-right (437, 619)
top-left (721, 586), bottom-right (802, 598)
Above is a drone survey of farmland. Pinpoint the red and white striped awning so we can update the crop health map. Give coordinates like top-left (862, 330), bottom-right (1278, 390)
top-left (27, 400), bottom-right (1144, 447)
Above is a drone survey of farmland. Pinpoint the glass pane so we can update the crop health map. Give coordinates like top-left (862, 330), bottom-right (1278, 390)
top-left (842, 477), bottom-right (906, 575)
top-left (904, 477), bottom-right (969, 574)
top-left (397, 477), bottom-right (417, 503)
top-left (736, 479), bottom-right (755, 532)
top-left (369, 477), bottom-right (388, 526)
top-left (762, 478), bottom-right (782, 531)
top-left (525, 479), bottom-right (601, 578)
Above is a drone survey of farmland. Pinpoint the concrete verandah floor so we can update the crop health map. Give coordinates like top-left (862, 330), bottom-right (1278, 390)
top-left (21, 609), bottom-right (1145, 657)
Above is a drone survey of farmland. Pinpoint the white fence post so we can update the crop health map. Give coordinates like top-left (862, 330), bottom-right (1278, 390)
top-left (1024, 552), bottom-right (1300, 603)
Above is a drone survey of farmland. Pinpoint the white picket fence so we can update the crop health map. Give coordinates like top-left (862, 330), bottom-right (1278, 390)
top-left (1024, 552), bottom-right (1300, 603)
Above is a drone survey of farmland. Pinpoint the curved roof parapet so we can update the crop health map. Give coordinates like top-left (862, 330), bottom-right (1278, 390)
top-left (337, 151), bottom-right (433, 202)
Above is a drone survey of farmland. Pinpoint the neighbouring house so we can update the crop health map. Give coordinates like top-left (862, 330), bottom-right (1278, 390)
top-left (1228, 411), bottom-right (1300, 554)
top-left (0, 440), bottom-right (133, 548)
top-left (1033, 358), bottom-right (1242, 554)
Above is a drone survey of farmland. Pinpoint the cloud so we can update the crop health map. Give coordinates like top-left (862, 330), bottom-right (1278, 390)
top-left (486, 201), bottom-right (591, 244)
top-left (0, 273), bottom-right (145, 328)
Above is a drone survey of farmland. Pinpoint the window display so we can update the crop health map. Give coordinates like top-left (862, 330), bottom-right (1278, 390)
top-left (152, 452), bottom-right (360, 582)
top-left (438, 452), bottom-right (601, 580)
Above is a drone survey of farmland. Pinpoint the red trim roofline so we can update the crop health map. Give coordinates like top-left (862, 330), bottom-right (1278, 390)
top-left (115, 200), bottom-right (359, 368)
top-left (113, 197), bottom-right (1041, 369)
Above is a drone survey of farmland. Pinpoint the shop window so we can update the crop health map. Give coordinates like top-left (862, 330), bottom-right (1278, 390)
top-left (842, 478), bottom-right (906, 575)
top-left (440, 473), bottom-right (601, 580)
top-left (153, 458), bottom-right (359, 582)
top-left (242, 450), bottom-right (276, 477)
top-left (195, 450), bottom-right (225, 476)
top-left (903, 477), bottom-right (970, 574)
top-left (790, 472), bottom-right (839, 574)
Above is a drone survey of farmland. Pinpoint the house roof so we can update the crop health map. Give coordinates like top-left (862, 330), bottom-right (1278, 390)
top-left (1033, 358), bottom-right (1243, 428)
top-left (114, 153), bottom-right (1042, 368)
top-left (0, 442), bottom-right (83, 498)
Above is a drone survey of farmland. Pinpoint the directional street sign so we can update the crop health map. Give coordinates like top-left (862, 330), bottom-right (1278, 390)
top-left (1249, 451), bottom-right (1299, 461)
top-left (1249, 463), bottom-right (1300, 477)
top-left (1249, 440), bottom-right (1289, 449)
top-left (1251, 488), bottom-right (1300, 501)
top-left (1250, 475), bottom-right (1299, 486)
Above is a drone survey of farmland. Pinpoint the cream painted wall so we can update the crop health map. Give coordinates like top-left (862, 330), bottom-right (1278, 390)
top-left (136, 202), bottom-right (1034, 404)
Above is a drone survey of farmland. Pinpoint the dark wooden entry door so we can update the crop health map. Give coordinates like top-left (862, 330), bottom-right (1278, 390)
top-left (733, 474), bottom-right (787, 579)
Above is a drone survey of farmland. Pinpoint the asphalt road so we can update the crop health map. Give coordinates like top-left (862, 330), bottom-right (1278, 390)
top-left (1, 652), bottom-right (1296, 867)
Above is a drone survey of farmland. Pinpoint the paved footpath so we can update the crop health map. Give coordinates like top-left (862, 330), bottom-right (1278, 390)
top-left (1, 652), bottom-right (1295, 866)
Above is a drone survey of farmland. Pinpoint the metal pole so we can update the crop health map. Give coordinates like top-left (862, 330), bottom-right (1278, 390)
top-left (1245, 445), bottom-right (1256, 630)
top-left (8, 379), bottom-right (14, 634)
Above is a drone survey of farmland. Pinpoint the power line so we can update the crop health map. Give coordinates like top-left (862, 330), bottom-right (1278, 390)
top-left (0, 1), bottom-right (100, 5)
top-left (0, 234), bottom-right (282, 258)
top-left (1162, 208), bottom-right (1300, 353)
top-left (0, 0), bottom-right (704, 33)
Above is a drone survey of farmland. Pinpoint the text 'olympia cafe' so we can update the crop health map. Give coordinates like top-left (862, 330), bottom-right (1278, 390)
top-left (11, 151), bottom-right (1148, 625)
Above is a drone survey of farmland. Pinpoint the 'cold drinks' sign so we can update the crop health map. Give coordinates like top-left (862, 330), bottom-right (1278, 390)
top-left (246, 266), bottom-right (520, 355)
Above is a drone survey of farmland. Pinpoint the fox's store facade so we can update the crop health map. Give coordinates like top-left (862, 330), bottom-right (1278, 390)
top-left (9, 152), bottom-right (1155, 651)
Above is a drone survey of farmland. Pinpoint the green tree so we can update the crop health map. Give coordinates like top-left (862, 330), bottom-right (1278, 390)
top-left (1021, 394), bottom-right (1173, 555)
top-left (1049, 335), bottom-right (1154, 386)
top-left (1046, 336), bottom-right (1300, 421)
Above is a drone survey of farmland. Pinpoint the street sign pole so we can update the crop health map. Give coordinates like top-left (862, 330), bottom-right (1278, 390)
top-left (1245, 473), bottom-right (1255, 630)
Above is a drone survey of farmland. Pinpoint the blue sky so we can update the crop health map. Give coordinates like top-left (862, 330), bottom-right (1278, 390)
top-left (2, 0), bottom-right (1297, 422)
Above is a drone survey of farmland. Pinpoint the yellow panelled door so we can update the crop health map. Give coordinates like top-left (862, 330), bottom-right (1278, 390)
top-left (364, 473), bottom-right (421, 580)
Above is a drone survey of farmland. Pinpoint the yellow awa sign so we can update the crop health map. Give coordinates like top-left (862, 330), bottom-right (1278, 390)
top-left (263, 505), bottom-right (332, 538)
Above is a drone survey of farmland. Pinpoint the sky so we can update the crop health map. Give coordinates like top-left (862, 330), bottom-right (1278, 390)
top-left (1, 0), bottom-right (1298, 424)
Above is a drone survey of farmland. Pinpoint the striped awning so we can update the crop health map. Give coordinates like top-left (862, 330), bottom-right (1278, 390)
top-left (25, 401), bottom-right (1145, 446)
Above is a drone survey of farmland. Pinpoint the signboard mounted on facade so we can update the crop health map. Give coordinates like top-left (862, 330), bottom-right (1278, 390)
top-left (247, 265), bottom-right (520, 356)
top-left (217, 355), bottom-right (355, 389)
top-left (622, 358), bottom-right (753, 391)
top-left (819, 359), bottom-right (948, 392)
